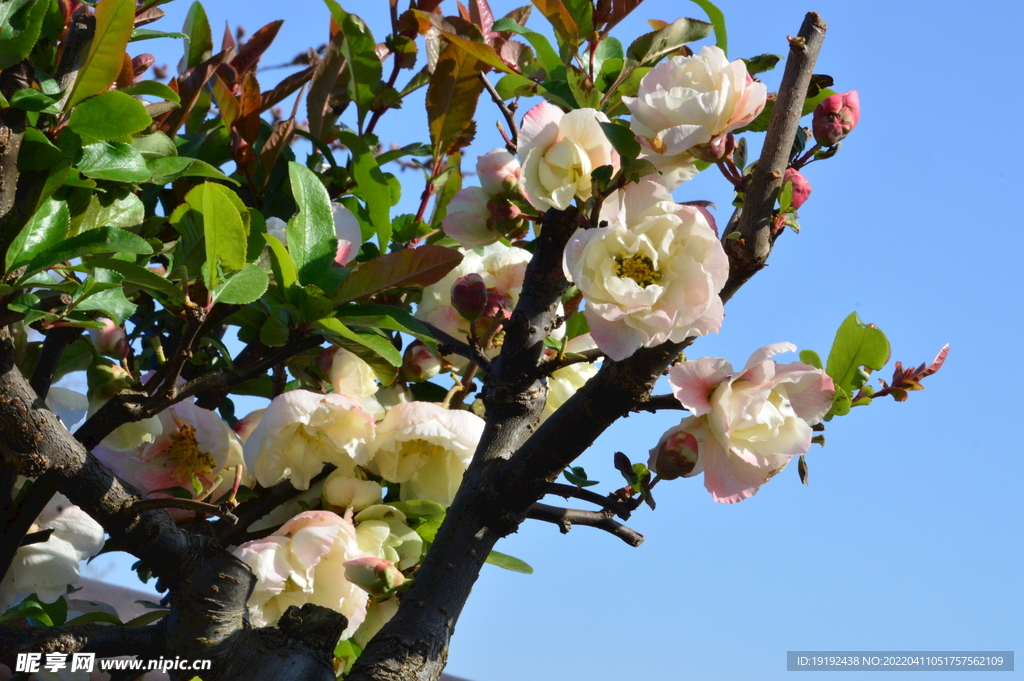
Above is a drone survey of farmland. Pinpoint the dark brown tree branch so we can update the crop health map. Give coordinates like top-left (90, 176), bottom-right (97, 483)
top-left (539, 347), bottom-right (605, 376)
top-left (527, 502), bottom-right (644, 547)
top-left (419, 320), bottom-right (491, 370)
top-left (636, 393), bottom-right (689, 413)
top-left (30, 327), bottom-right (82, 400)
top-left (545, 482), bottom-right (633, 520)
top-left (0, 623), bottom-right (165, 667)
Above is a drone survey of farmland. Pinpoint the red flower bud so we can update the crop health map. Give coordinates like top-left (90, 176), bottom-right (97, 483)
top-left (89, 318), bottom-right (128, 358)
top-left (652, 430), bottom-right (700, 480)
top-left (450, 274), bottom-right (488, 321)
top-left (783, 168), bottom-right (812, 210)
top-left (401, 340), bottom-right (441, 382)
top-left (812, 90), bottom-right (860, 147)
top-left (688, 133), bottom-right (735, 163)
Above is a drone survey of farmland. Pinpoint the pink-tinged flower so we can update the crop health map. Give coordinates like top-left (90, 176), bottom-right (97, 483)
top-left (0, 492), bottom-right (105, 612)
top-left (233, 510), bottom-right (371, 637)
top-left (401, 340), bottom-right (441, 383)
top-left (564, 181), bottom-right (728, 361)
top-left (623, 46), bottom-right (767, 189)
top-left (265, 203), bottom-right (363, 266)
top-left (518, 101), bottom-right (618, 211)
top-left (442, 188), bottom-right (525, 249)
top-left (233, 408), bottom-right (265, 443)
top-left (332, 203), bottom-right (363, 265)
top-left (242, 390), bottom-right (376, 490)
top-left (322, 470), bottom-right (383, 513)
top-left (364, 401), bottom-right (484, 506)
top-left (450, 273), bottom-right (489, 321)
top-left (476, 148), bottom-right (522, 196)
top-left (784, 168), bottom-right (812, 210)
top-left (93, 401), bottom-right (245, 508)
top-left (653, 343), bottom-right (836, 503)
top-left (812, 90), bottom-right (860, 147)
top-left (649, 429), bottom-right (700, 480)
top-left (88, 318), bottom-right (128, 358)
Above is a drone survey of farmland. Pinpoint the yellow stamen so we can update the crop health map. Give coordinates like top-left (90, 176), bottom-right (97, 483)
top-left (164, 423), bottom-right (216, 476)
top-left (615, 254), bottom-right (661, 287)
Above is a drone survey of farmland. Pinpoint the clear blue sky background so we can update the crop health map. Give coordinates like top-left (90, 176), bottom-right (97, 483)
top-left (84, 0), bottom-right (1023, 678)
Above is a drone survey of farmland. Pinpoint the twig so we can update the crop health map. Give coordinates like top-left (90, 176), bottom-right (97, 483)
top-left (419, 321), bottom-right (491, 370)
top-left (544, 482), bottom-right (633, 520)
top-left (635, 394), bottom-right (688, 413)
top-left (478, 72), bottom-right (518, 153)
top-left (146, 305), bottom-right (207, 400)
top-left (128, 497), bottom-right (235, 520)
top-left (538, 348), bottom-right (604, 376)
top-left (526, 502), bottom-right (644, 547)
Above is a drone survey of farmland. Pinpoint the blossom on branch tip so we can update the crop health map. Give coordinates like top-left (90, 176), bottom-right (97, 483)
top-left (518, 101), bottom-right (618, 211)
top-left (476, 148), bottom-right (523, 196)
top-left (88, 318), bottom-right (128, 358)
top-left (784, 168), bottom-right (812, 210)
top-left (623, 46), bottom-right (766, 189)
top-left (652, 344), bottom-right (835, 503)
top-left (812, 90), bottom-right (860, 147)
top-left (564, 181), bottom-right (728, 361)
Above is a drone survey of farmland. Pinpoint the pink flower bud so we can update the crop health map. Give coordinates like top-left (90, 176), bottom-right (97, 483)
top-left (476, 148), bottom-right (522, 196)
top-left (451, 274), bottom-right (488, 321)
top-left (401, 340), bottom-right (441, 382)
top-left (88, 319), bottom-right (128, 358)
top-left (812, 90), bottom-right (860, 147)
top-left (783, 168), bottom-right (812, 210)
top-left (344, 557), bottom-right (405, 597)
top-left (652, 430), bottom-right (700, 480)
top-left (486, 198), bottom-right (526, 241)
top-left (442, 188), bottom-right (500, 249)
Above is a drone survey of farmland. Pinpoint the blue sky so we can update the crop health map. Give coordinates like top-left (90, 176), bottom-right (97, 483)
top-left (84, 0), bottom-right (1023, 678)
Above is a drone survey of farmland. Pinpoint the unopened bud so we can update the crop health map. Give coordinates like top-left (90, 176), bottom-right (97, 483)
top-left (344, 557), bottom-right (405, 597)
top-left (87, 361), bottom-right (132, 404)
top-left (486, 198), bottom-right (526, 240)
top-left (401, 340), bottom-right (441, 382)
top-left (783, 168), bottom-right (812, 210)
top-left (688, 133), bottom-right (735, 163)
top-left (651, 429), bottom-right (700, 480)
top-left (476, 148), bottom-right (522, 196)
top-left (131, 54), bottom-right (155, 79)
top-left (451, 274), bottom-right (488, 321)
top-left (89, 318), bottom-right (129, 358)
top-left (812, 90), bottom-right (860, 147)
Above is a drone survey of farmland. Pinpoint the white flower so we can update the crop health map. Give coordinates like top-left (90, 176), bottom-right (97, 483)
top-left (623, 45), bottom-right (767, 189)
top-left (322, 470), bottom-right (383, 513)
top-left (476, 148), bottom-right (522, 196)
top-left (266, 203), bottom-right (363, 265)
top-left (353, 504), bottom-right (423, 570)
top-left (442, 187), bottom-right (501, 249)
top-left (352, 596), bottom-right (399, 649)
top-left (518, 101), bottom-right (617, 211)
top-left (652, 343), bottom-right (836, 503)
top-left (563, 181), bottom-right (728, 361)
top-left (320, 346), bottom-right (384, 418)
top-left (45, 387), bottom-right (88, 429)
top-left (542, 334), bottom-right (601, 421)
top-left (242, 390), bottom-right (376, 490)
top-left (233, 510), bottom-right (371, 637)
top-left (364, 402), bottom-right (484, 506)
top-left (0, 493), bottom-right (105, 612)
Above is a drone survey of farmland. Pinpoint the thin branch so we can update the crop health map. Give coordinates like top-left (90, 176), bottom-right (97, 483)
top-left (635, 394), bottom-right (688, 413)
top-left (478, 72), bottom-right (518, 153)
top-left (527, 502), bottom-right (644, 547)
top-left (419, 321), bottom-right (491, 370)
top-left (539, 348), bottom-right (604, 376)
top-left (128, 497), bottom-right (235, 520)
top-left (145, 305), bottom-right (207, 399)
top-left (544, 482), bottom-right (633, 520)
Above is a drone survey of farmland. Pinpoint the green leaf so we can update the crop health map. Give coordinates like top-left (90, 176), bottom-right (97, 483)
top-left (64, 611), bottom-right (124, 626)
top-left (486, 550), bottom-right (533, 574)
top-left (826, 385), bottom-right (852, 418)
top-left (132, 131), bottom-right (178, 160)
top-left (263, 233), bottom-right (299, 302)
top-left (825, 312), bottom-right (891, 393)
top-left (316, 317), bottom-right (401, 366)
top-left (146, 156), bottom-right (237, 186)
top-left (17, 127), bottom-right (64, 171)
top-left (185, 182), bottom-right (247, 291)
top-left (592, 36), bottom-right (623, 79)
top-left (323, 2), bottom-right (381, 128)
top-left (387, 499), bottom-right (446, 519)
top-left (530, 0), bottom-right (578, 50)
top-left (92, 258), bottom-right (184, 302)
top-left (686, 0), bottom-right (727, 56)
top-left (69, 189), bottom-right (144, 236)
top-left (129, 28), bottom-right (187, 41)
top-left (212, 262), bottom-right (269, 304)
top-left (414, 515), bottom-right (444, 545)
top-left (20, 226), bottom-right (152, 281)
top-left (67, 91), bottom-right (153, 140)
top-left (335, 303), bottom-right (437, 352)
top-left (119, 80), bottom-right (181, 103)
top-left (10, 87), bottom-right (60, 112)
top-left (492, 17), bottom-right (564, 80)
top-left (599, 121), bottom-right (641, 160)
top-left (624, 17), bottom-right (713, 69)
top-left (563, 466), bottom-right (599, 487)
top-left (76, 141), bottom-right (151, 183)
top-left (180, 1), bottom-right (212, 70)
top-left (124, 610), bottom-right (169, 627)
top-left (564, 311), bottom-right (589, 339)
top-left (333, 245), bottom-right (463, 304)
top-left (76, 269), bottom-right (136, 324)
top-left (6, 197), bottom-right (68, 271)
top-left (742, 53), bottom-right (781, 76)
top-left (66, 0), bottom-right (136, 109)
top-left (336, 131), bottom-right (392, 249)
top-left (285, 162), bottom-right (337, 286)
top-left (799, 349), bottom-right (823, 370)
top-left (0, 0), bottom-right (49, 70)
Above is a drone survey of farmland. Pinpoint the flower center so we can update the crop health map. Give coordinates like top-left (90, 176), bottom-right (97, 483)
top-left (164, 423), bottom-right (216, 476)
top-left (615, 254), bottom-right (661, 287)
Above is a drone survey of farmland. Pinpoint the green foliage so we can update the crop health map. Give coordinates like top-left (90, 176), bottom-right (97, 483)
top-left (67, 91), bottom-right (153, 140)
top-left (285, 162), bottom-right (337, 287)
top-left (65, 0), bottom-right (135, 108)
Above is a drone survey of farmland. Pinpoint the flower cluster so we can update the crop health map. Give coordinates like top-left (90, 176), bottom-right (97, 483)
top-left (650, 344), bottom-right (835, 503)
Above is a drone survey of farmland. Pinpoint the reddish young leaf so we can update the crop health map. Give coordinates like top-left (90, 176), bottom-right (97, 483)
top-left (470, 0), bottom-right (496, 39)
top-left (531, 0), bottom-right (578, 47)
top-left (260, 65), bottom-right (315, 113)
top-left (333, 246), bottom-right (464, 304)
top-left (236, 71), bottom-right (262, 146)
top-left (157, 54), bottom-right (224, 135)
top-left (115, 52), bottom-right (134, 89)
top-left (921, 343), bottom-right (949, 378)
top-left (230, 20), bottom-right (283, 75)
top-left (427, 42), bottom-right (486, 158)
